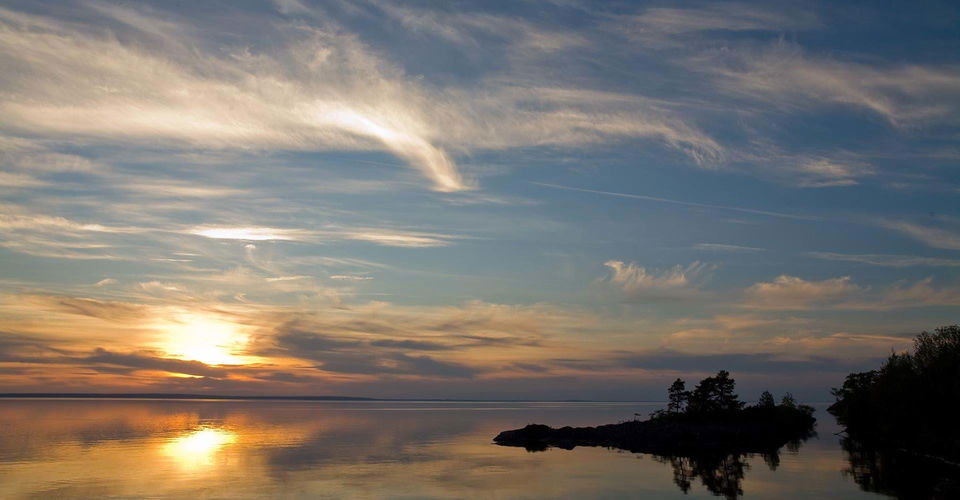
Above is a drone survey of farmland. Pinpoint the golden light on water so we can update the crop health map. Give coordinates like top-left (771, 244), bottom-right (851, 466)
top-left (162, 428), bottom-right (237, 469)
top-left (157, 313), bottom-right (253, 366)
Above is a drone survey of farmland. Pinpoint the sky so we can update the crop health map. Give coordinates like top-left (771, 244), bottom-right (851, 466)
top-left (0, 0), bottom-right (958, 401)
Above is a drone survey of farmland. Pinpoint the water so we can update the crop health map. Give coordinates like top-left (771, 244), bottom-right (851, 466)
top-left (0, 399), bottom-right (895, 499)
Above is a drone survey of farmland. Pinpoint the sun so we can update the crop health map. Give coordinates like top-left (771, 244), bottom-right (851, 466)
top-left (157, 313), bottom-right (254, 366)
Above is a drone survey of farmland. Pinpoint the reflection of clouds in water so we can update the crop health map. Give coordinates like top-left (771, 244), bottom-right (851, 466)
top-left (162, 427), bottom-right (237, 470)
top-left (0, 401), bottom-right (905, 499)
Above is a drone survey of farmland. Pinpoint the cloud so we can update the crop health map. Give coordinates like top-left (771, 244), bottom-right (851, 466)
top-left (624, 3), bottom-right (819, 42)
top-left (885, 220), bottom-right (960, 250)
top-left (743, 275), bottom-right (860, 310)
top-left (743, 275), bottom-right (960, 310)
top-left (368, 339), bottom-right (450, 351)
top-left (189, 227), bottom-right (306, 241)
top-left (188, 225), bottom-right (458, 248)
top-left (270, 327), bottom-right (480, 378)
top-left (694, 243), bottom-right (765, 253)
top-left (535, 182), bottom-right (815, 220)
top-left (0, 332), bottom-right (62, 363)
top-left (0, 332), bottom-right (228, 378)
top-left (364, 1), bottom-right (589, 52)
top-left (614, 349), bottom-right (864, 374)
top-left (604, 260), bottom-right (714, 300)
top-left (0, 6), bottom-right (466, 192)
top-left (82, 348), bottom-right (227, 378)
top-left (710, 43), bottom-right (960, 126)
top-left (0, 4), bottom-right (724, 193)
top-left (23, 295), bottom-right (148, 322)
top-left (338, 229), bottom-right (454, 248)
top-left (809, 252), bottom-right (960, 268)
top-left (877, 277), bottom-right (960, 309)
top-left (790, 157), bottom-right (875, 188)
top-left (329, 275), bottom-right (373, 281)
top-left (0, 212), bottom-right (149, 260)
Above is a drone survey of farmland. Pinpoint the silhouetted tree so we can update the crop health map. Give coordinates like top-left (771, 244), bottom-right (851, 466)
top-left (688, 370), bottom-right (744, 413)
top-left (780, 392), bottom-right (796, 409)
top-left (715, 371), bottom-right (743, 411)
top-left (667, 378), bottom-right (689, 414)
top-left (757, 391), bottom-right (775, 408)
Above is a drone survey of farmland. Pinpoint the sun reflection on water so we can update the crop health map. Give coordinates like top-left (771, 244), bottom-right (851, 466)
top-left (162, 427), bottom-right (237, 469)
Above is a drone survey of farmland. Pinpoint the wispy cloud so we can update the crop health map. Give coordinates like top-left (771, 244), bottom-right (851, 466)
top-left (743, 274), bottom-right (960, 310)
top-left (0, 3), bottom-right (724, 192)
top-left (534, 182), bottom-right (816, 220)
top-left (709, 42), bottom-right (960, 126)
top-left (628, 3), bottom-right (819, 37)
top-left (190, 227), bottom-right (307, 241)
top-left (188, 225), bottom-right (459, 248)
top-left (694, 243), bottom-right (765, 253)
top-left (744, 275), bottom-right (860, 310)
top-left (809, 252), bottom-right (960, 268)
top-left (604, 260), bottom-right (714, 300)
top-left (885, 220), bottom-right (960, 250)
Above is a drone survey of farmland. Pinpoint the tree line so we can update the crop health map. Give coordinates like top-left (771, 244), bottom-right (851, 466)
top-left (655, 370), bottom-right (813, 418)
top-left (829, 325), bottom-right (960, 462)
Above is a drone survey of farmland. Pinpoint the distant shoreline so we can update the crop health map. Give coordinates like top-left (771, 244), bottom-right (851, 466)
top-left (0, 393), bottom-right (659, 403)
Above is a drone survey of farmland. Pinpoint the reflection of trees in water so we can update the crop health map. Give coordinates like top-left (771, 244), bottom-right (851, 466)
top-left (653, 429), bottom-right (817, 499)
top-left (655, 453), bottom-right (747, 499)
top-left (841, 437), bottom-right (960, 499)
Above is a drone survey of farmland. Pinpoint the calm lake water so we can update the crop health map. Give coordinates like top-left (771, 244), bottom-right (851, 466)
top-left (0, 399), bottom-right (899, 499)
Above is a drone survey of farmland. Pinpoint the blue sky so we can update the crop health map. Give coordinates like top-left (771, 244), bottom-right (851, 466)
top-left (0, 0), bottom-right (958, 400)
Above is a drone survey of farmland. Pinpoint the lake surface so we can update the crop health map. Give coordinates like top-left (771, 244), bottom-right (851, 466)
top-left (0, 399), bottom-right (898, 499)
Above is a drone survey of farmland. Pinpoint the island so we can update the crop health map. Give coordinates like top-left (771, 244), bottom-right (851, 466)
top-left (494, 370), bottom-right (816, 455)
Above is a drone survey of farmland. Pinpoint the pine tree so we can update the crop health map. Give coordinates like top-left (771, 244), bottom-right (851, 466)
top-left (667, 378), bottom-right (688, 413)
top-left (714, 370), bottom-right (744, 411)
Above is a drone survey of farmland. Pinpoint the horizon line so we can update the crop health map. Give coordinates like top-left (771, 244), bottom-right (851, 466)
top-left (0, 393), bottom-right (836, 404)
top-left (0, 392), bottom-right (665, 403)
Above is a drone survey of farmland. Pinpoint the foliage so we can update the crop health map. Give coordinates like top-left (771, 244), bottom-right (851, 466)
top-left (757, 391), bottom-right (775, 408)
top-left (779, 392), bottom-right (796, 409)
top-left (829, 325), bottom-right (960, 462)
top-left (687, 370), bottom-right (744, 414)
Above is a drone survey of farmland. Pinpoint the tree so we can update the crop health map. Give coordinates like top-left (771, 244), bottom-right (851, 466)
top-left (780, 392), bottom-right (797, 409)
top-left (667, 378), bottom-right (688, 414)
top-left (714, 370), bottom-right (743, 411)
top-left (688, 375), bottom-right (717, 413)
top-left (688, 370), bottom-right (744, 413)
top-left (758, 391), bottom-right (776, 408)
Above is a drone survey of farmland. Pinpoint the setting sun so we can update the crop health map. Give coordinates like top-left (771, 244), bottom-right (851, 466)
top-left (157, 314), bottom-right (253, 366)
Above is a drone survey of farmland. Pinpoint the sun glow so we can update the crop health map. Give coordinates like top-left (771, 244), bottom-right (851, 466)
top-left (162, 428), bottom-right (237, 469)
top-left (158, 313), bottom-right (253, 366)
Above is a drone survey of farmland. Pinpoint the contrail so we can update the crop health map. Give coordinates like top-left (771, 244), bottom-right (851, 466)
top-left (532, 182), bottom-right (818, 221)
